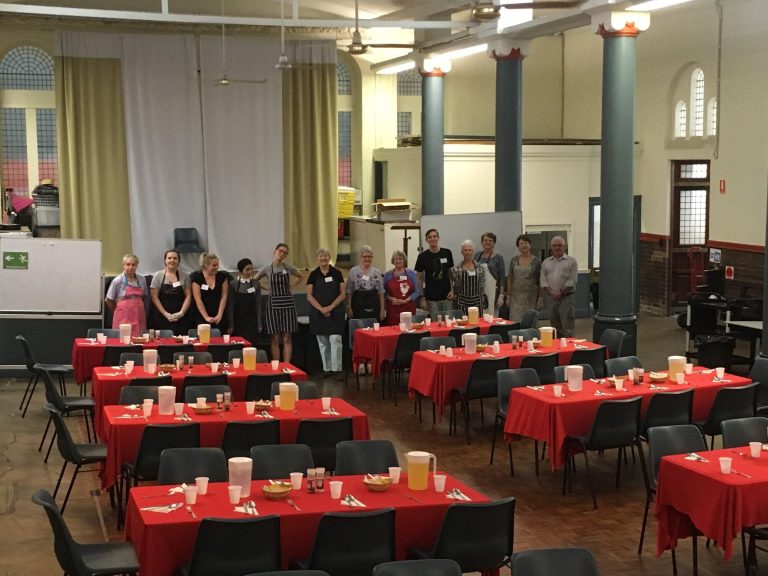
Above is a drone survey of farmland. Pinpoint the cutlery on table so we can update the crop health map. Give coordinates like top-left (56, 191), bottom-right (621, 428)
top-left (448, 488), bottom-right (471, 501)
top-left (729, 449), bottom-right (745, 457)
top-left (731, 469), bottom-right (752, 478)
top-left (286, 498), bottom-right (301, 511)
top-left (186, 505), bottom-right (197, 519)
top-left (140, 502), bottom-right (183, 512)
top-left (686, 452), bottom-right (709, 462)
top-left (406, 494), bottom-right (422, 503)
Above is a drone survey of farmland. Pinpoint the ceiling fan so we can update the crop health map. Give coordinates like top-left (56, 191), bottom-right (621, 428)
top-left (347, 0), bottom-right (414, 56)
top-left (215, 0), bottom-right (267, 85)
top-left (471, 0), bottom-right (583, 21)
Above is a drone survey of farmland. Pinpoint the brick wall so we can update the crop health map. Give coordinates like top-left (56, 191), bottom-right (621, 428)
top-left (709, 241), bottom-right (764, 300)
top-left (639, 234), bottom-right (670, 316)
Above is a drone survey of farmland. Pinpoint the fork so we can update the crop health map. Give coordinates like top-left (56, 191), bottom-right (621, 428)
top-left (286, 498), bottom-right (301, 511)
top-left (731, 469), bottom-right (752, 478)
top-left (186, 505), bottom-right (197, 519)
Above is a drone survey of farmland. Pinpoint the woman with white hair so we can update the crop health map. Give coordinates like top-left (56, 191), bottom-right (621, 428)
top-left (306, 248), bottom-right (346, 377)
top-left (450, 239), bottom-right (486, 314)
top-left (105, 253), bottom-right (149, 336)
top-left (345, 244), bottom-right (385, 321)
top-left (382, 250), bottom-right (420, 325)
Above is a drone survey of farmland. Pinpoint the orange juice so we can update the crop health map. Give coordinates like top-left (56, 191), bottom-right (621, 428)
top-left (540, 326), bottom-right (556, 347)
top-left (407, 461), bottom-right (429, 490)
top-left (468, 306), bottom-right (479, 325)
top-left (198, 324), bottom-right (211, 344)
top-left (279, 382), bottom-right (297, 411)
top-left (242, 347), bottom-right (256, 371)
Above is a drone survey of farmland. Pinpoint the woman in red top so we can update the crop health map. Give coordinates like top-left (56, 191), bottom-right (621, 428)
top-left (382, 250), bottom-right (420, 325)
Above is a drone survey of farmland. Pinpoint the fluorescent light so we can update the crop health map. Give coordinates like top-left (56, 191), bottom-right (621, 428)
top-left (376, 61), bottom-right (415, 75)
top-left (630, 0), bottom-right (695, 11)
top-left (439, 43), bottom-right (488, 61)
top-left (423, 58), bottom-right (452, 74)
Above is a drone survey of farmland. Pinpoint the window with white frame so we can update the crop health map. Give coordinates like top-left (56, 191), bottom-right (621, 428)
top-left (691, 68), bottom-right (704, 137)
top-left (674, 100), bottom-right (687, 138)
top-left (336, 58), bottom-right (352, 187)
top-left (397, 68), bottom-right (421, 141)
top-left (707, 97), bottom-right (718, 136)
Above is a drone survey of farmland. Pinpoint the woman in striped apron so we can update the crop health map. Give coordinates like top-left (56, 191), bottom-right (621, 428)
top-left (255, 243), bottom-right (302, 363)
top-left (451, 239), bottom-right (486, 315)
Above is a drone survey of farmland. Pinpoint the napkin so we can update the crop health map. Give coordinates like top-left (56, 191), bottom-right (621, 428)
top-left (447, 489), bottom-right (472, 501)
top-left (341, 495), bottom-right (366, 507)
top-left (116, 414), bottom-right (144, 419)
top-left (256, 411), bottom-right (275, 419)
top-left (594, 390), bottom-right (613, 396)
top-left (167, 484), bottom-right (188, 494)
top-left (111, 366), bottom-right (123, 370)
top-left (526, 386), bottom-right (545, 391)
top-left (125, 404), bottom-right (140, 411)
top-left (322, 408), bottom-right (341, 416)
top-left (282, 368), bottom-right (297, 374)
top-left (140, 503), bottom-right (181, 513)
top-left (235, 504), bottom-right (259, 516)
top-left (572, 338), bottom-right (587, 343)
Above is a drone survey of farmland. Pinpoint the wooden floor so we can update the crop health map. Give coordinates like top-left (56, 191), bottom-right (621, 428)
top-left (0, 315), bottom-right (754, 575)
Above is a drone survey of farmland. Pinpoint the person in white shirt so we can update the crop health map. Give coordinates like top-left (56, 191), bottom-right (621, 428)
top-left (540, 236), bottom-right (578, 337)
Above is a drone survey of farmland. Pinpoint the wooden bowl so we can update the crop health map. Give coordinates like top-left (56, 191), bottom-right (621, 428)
top-left (475, 343), bottom-right (488, 352)
top-left (158, 363), bottom-right (175, 372)
top-left (173, 335), bottom-right (185, 342)
top-left (411, 322), bottom-right (425, 330)
top-left (262, 483), bottom-right (292, 500)
top-left (531, 339), bottom-right (541, 348)
top-left (131, 336), bottom-right (149, 343)
top-left (648, 371), bottom-right (667, 383)
top-left (254, 400), bottom-right (272, 409)
top-left (191, 404), bottom-right (214, 415)
top-left (455, 319), bottom-right (468, 327)
top-left (363, 476), bottom-right (393, 492)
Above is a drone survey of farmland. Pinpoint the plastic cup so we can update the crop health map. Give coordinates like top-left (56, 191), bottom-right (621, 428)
top-left (438, 345), bottom-right (446, 355)
top-left (187, 356), bottom-right (194, 367)
top-left (527, 341), bottom-right (534, 352)
top-left (216, 393), bottom-right (224, 404)
top-left (493, 341), bottom-right (500, 353)
top-left (321, 397), bottom-right (331, 411)
top-left (716, 367), bottom-right (726, 379)
top-left (175, 358), bottom-right (183, 370)
top-left (388, 466), bottom-right (401, 484)
top-left (271, 360), bottom-right (279, 371)
top-left (553, 385), bottom-right (563, 397)
top-left (675, 373), bottom-right (685, 385)
top-left (329, 480), bottom-right (343, 499)
top-left (615, 380), bottom-right (625, 392)
top-left (142, 403), bottom-right (152, 418)
top-left (228, 485), bottom-right (241, 504)
top-left (750, 442), bottom-right (762, 458)
top-left (560, 338), bottom-right (567, 347)
top-left (182, 335), bottom-right (189, 344)
top-left (373, 323), bottom-right (380, 331)
top-left (124, 359), bottom-right (134, 371)
top-left (719, 456), bottom-right (732, 475)
top-left (223, 334), bottom-right (230, 343)
top-left (446, 348), bottom-right (453, 358)
top-left (433, 474), bottom-right (447, 493)
top-left (184, 485), bottom-right (198, 505)
top-left (290, 472), bottom-right (303, 490)
top-left (245, 401), bottom-right (256, 415)
top-left (636, 368), bottom-right (645, 382)
top-left (232, 358), bottom-right (241, 369)
top-left (685, 363), bottom-right (693, 374)
top-left (196, 397), bottom-right (206, 408)
top-left (425, 318), bottom-right (432, 326)
top-left (627, 370), bottom-right (634, 382)
top-left (210, 362), bottom-right (219, 372)
top-left (274, 395), bottom-right (281, 408)
top-left (195, 476), bottom-right (209, 496)
top-left (174, 402), bottom-right (184, 416)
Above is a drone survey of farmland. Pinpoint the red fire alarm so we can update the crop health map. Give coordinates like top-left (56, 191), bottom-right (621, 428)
top-left (720, 179), bottom-right (726, 193)
top-left (725, 266), bottom-right (734, 280)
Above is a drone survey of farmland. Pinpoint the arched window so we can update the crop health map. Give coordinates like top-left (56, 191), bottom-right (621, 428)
top-left (707, 97), bottom-right (717, 136)
top-left (397, 69), bottom-right (421, 97)
top-left (674, 100), bottom-right (687, 138)
top-left (0, 45), bottom-right (57, 194)
top-left (336, 58), bottom-right (353, 187)
top-left (691, 68), bottom-right (704, 137)
top-left (336, 58), bottom-right (352, 96)
top-left (397, 68), bottom-right (421, 140)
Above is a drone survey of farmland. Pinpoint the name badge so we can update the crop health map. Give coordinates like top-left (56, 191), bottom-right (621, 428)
top-left (468, 270), bottom-right (476, 277)
top-left (282, 269), bottom-right (288, 275)
top-left (362, 275), bottom-right (370, 281)
top-left (201, 284), bottom-right (210, 291)
top-left (440, 258), bottom-right (448, 264)
top-left (246, 287), bottom-right (256, 294)
top-left (172, 281), bottom-right (181, 288)
top-left (324, 276), bottom-right (334, 283)
top-left (399, 275), bottom-right (407, 281)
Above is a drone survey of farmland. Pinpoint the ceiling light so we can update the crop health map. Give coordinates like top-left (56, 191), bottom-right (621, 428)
top-left (275, 54), bottom-right (292, 70)
top-left (439, 44), bottom-right (488, 61)
top-left (422, 58), bottom-right (452, 74)
top-left (275, 0), bottom-right (292, 70)
top-left (375, 61), bottom-right (416, 75)
top-left (630, 0), bottom-right (695, 11)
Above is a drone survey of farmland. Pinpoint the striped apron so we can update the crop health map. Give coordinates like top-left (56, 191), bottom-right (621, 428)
top-left (265, 265), bottom-right (298, 334)
top-left (457, 266), bottom-right (483, 314)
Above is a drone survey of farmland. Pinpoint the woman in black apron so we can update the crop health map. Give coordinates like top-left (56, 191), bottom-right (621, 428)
top-left (306, 248), bottom-right (346, 377)
top-left (228, 257), bottom-right (261, 346)
top-left (190, 253), bottom-right (229, 332)
top-left (451, 239), bottom-right (486, 314)
top-left (149, 249), bottom-right (191, 334)
top-left (255, 243), bottom-right (302, 363)
top-left (345, 245), bottom-right (385, 321)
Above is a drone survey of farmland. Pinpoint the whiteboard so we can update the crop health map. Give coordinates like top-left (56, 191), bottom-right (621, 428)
top-left (0, 238), bottom-right (102, 314)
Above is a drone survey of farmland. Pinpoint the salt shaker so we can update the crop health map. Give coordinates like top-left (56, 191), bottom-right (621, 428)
top-left (315, 467), bottom-right (325, 492)
top-left (306, 468), bottom-right (316, 494)
top-left (223, 391), bottom-right (231, 411)
top-left (216, 393), bottom-right (224, 411)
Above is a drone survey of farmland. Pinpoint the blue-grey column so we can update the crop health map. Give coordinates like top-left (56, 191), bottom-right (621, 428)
top-left (494, 50), bottom-right (523, 212)
top-left (421, 72), bottom-right (445, 215)
top-left (592, 27), bottom-right (640, 354)
top-left (761, 175), bottom-right (768, 358)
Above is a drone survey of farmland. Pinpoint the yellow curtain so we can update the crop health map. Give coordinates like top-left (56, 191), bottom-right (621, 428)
top-left (282, 62), bottom-right (338, 269)
top-left (56, 56), bottom-right (131, 274)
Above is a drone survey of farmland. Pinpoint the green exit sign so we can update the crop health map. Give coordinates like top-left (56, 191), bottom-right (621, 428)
top-left (3, 251), bottom-right (29, 269)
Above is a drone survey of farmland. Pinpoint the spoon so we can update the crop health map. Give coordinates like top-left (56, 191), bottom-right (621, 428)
top-left (186, 505), bottom-right (197, 519)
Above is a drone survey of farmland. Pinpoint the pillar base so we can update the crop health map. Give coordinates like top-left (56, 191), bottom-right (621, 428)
top-left (593, 313), bottom-right (638, 356)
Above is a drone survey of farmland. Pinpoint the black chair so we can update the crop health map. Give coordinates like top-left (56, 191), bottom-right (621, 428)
top-left (447, 327), bottom-right (480, 346)
top-left (250, 572), bottom-right (329, 576)
top-left (208, 342), bottom-right (244, 363)
top-left (563, 397), bottom-right (642, 509)
top-left (39, 369), bottom-right (95, 463)
top-left (184, 383), bottom-right (232, 403)
top-left (519, 309), bottom-right (539, 328)
top-left (382, 332), bottom-right (429, 405)
top-left (335, 439), bottom-right (399, 475)
top-left (420, 336), bottom-right (456, 351)
top-left (221, 420), bottom-right (281, 459)
top-left (32, 489), bottom-right (139, 576)
top-left (450, 358), bottom-right (508, 443)
top-left (119, 352), bottom-right (144, 366)
top-left (291, 509), bottom-right (396, 576)
top-left (188, 328), bottom-right (222, 338)
top-left (157, 447), bottom-right (228, 485)
top-left (102, 344), bottom-right (143, 367)
top-left (346, 318), bottom-right (377, 390)
top-left (693, 382), bottom-right (758, 448)
top-left (553, 364), bottom-right (595, 383)
top-left (599, 328), bottom-right (627, 358)
top-left (413, 310), bottom-right (429, 323)
top-left (639, 389), bottom-right (694, 440)
top-left (721, 416), bottom-right (768, 448)
top-left (119, 385), bottom-right (160, 405)
top-left (486, 323), bottom-right (518, 342)
top-left (174, 227), bottom-right (205, 254)
top-left (445, 310), bottom-right (465, 320)
top-left (158, 344), bottom-right (193, 364)
top-left (228, 348), bottom-right (269, 363)
top-left (118, 423), bottom-right (200, 528)
top-left (17, 334), bottom-right (72, 415)
top-left (508, 328), bottom-right (539, 342)
top-left (270, 380), bottom-right (320, 400)
top-left (520, 352), bottom-right (559, 384)
top-left (180, 516), bottom-right (281, 576)
top-left (174, 351), bottom-right (213, 365)
top-left (46, 406), bottom-right (107, 514)
top-left (638, 425), bottom-right (706, 557)
top-left (250, 444), bottom-right (315, 480)
top-left (490, 368), bottom-right (539, 476)
top-left (130, 374), bottom-right (171, 387)
top-left (748, 358), bottom-right (768, 415)
top-left (408, 497), bottom-right (516, 573)
top-left (247, 373), bottom-right (290, 401)
top-left (295, 418), bottom-right (353, 471)
top-left (569, 345), bottom-right (608, 378)
top-left (477, 333), bottom-right (504, 345)
top-left (373, 559), bottom-right (462, 576)
top-left (86, 328), bottom-right (120, 338)
top-left (511, 547), bottom-right (599, 576)
top-left (183, 372), bottom-right (228, 397)
top-left (156, 329), bottom-right (174, 338)
top-left (604, 355), bottom-right (643, 377)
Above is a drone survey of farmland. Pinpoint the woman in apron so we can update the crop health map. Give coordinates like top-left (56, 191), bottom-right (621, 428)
top-left (345, 245), bottom-right (385, 321)
top-left (451, 239), bottom-right (486, 315)
top-left (190, 253), bottom-right (229, 332)
top-left (105, 254), bottom-right (148, 336)
top-left (506, 233), bottom-right (542, 322)
top-left (228, 257), bottom-right (261, 346)
top-left (306, 248), bottom-right (346, 377)
top-left (474, 232), bottom-right (506, 315)
top-left (255, 243), bottom-right (302, 363)
top-left (149, 249), bottom-right (191, 335)
top-left (383, 250), bottom-right (420, 326)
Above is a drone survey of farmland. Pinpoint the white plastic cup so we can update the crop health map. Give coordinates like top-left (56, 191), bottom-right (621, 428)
top-left (142, 403), bottom-right (153, 418)
top-left (553, 385), bottom-right (563, 397)
top-left (719, 456), bottom-right (732, 475)
top-left (433, 474), bottom-right (447, 493)
top-left (425, 318), bottom-right (432, 326)
top-left (675, 373), bottom-right (685, 385)
top-left (97, 333), bottom-right (107, 344)
top-left (174, 402), bottom-right (184, 416)
top-left (223, 334), bottom-right (230, 343)
top-left (527, 340), bottom-right (534, 352)
top-left (615, 380), bottom-right (625, 392)
top-left (196, 397), bottom-right (206, 408)
top-left (560, 337), bottom-right (567, 347)
top-left (210, 362), bottom-right (219, 372)
top-left (636, 368), bottom-right (645, 382)
top-left (373, 323), bottom-right (380, 331)
top-left (438, 345), bottom-right (446, 355)
top-left (750, 441), bottom-right (762, 458)
top-left (232, 358), bottom-right (241, 369)
top-left (245, 401), bottom-right (256, 415)
top-left (146, 363), bottom-right (157, 374)
top-left (388, 466), bottom-right (401, 484)
top-left (187, 356), bottom-right (194, 367)
top-left (195, 476), bottom-right (209, 496)
top-left (290, 472), bottom-right (303, 490)
top-left (184, 485), bottom-right (198, 505)
top-left (716, 367), bottom-right (726, 379)
top-left (446, 348), bottom-right (453, 358)
top-left (321, 397), bottom-right (331, 411)
top-left (685, 363), bottom-right (693, 374)
top-left (271, 360), bottom-right (279, 371)
top-left (274, 395), bottom-right (281, 408)
top-left (175, 358), bottom-right (183, 370)
top-left (124, 359), bottom-right (135, 372)
top-left (628, 370), bottom-right (635, 383)
top-left (216, 393), bottom-right (224, 404)
top-left (493, 341), bottom-right (500, 353)
top-left (182, 335), bottom-right (190, 344)
top-left (228, 485), bottom-right (241, 504)
top-left (329, 480), bottom-right (343, 499)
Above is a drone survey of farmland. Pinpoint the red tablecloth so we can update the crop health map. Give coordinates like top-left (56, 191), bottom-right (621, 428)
top-left (503, 367), bottom-right (750, 471)
top-left (99, 399), bottom-right (369, 490)
top-left (72, 336), bottom-right (251, 384)
top-left (352, 319), bottom-right (506, 378)
top-left (92, 363), bottom-right (307, 437)
top-left (656, 447), bottom-right (768, 559)
top-left (408, 340), bottom-right (602, 419)
top-left (124, 473), bottom-right (490, 576)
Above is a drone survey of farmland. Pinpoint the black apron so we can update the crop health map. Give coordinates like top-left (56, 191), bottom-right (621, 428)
top-left (265, 265), bottom-right (298, 334)
top-left (150, 271), bottom-right (187, 334)
top-left (351, 289), bottom-right (380, 320)
top-left (197, 272), bottom-right (228, 332)
top-left (457, 267), bottom-right (483, 314)
top-left (309, 268), bottom-right (345, 335)
top-left (233, 278), bottom-right (260, 344)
